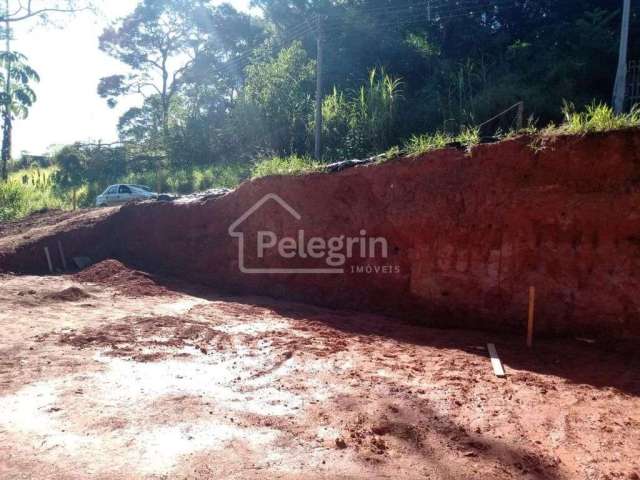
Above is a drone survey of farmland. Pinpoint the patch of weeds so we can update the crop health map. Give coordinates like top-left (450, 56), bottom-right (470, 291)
top-left (404, 126), bottom-right (482, 157)
top-left (376, 146), bottom-right (402, 163)
top-left (499, 117), bottom-right (540, 140)
top-left (251, 155), bottom-right (322, 179)
top-left (404, 131), bottom-right (453, 156)
top-left (557, 101), bottom-right (640, 135)
top-left (456, 126), bottom-right (480, 149)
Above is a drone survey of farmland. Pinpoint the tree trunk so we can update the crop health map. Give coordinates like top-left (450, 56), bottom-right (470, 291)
top-left (1, 78), bottom-right (11, 182)
top-left (157, 53), bottom-right (169, 194)
top-left (1, 5), bottom-right (10, 182)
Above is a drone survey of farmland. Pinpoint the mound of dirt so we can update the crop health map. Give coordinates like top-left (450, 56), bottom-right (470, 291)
top-left (74, 259), bottom-right (171, 297)
top-left (44, 287), bottom-right (92, 302)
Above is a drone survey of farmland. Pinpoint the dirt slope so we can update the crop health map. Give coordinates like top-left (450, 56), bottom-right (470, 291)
top-left (1, 130), bottom-right (640, 336)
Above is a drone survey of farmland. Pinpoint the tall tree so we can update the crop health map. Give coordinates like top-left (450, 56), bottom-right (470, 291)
top-left (0, 51), bottom-right (39, 180)
top-left (98, 0), bottom-right (210, 190)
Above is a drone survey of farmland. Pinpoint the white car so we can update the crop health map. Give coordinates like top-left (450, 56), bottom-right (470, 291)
top-left (95, 184), bottom-right (158, 207)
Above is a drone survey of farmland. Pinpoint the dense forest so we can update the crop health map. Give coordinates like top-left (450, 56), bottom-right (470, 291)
top-left (2, 0), bottom-right (640, 214)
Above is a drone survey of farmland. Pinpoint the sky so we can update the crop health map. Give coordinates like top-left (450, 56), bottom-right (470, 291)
top-left (12, 0), bottom-right (254, 156)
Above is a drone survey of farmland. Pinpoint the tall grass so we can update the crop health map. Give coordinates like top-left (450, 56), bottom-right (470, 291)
top-left (251, 155), bottom-right (321, 179)
top-left (322, 68), bottom-right (403, 159)
top-left (558, 102), bottom-right (640, 134)
top-left (404, 127), bottom-right (480, 156)
top-left (0, 167), bottom-right (69, 221)
top-left (404, 131), bottom-right (452, 156)
top-left (457, 126), bottom-right (481, 147)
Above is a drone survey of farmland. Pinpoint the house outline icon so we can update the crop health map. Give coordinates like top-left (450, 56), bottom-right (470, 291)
top-left (228, 193), bottom-right (344, 274)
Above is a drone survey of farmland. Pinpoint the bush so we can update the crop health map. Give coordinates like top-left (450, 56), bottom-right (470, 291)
top-left (251, 155), bottom-right (321, 179)
top-left (0, 181), bottom-right (28, 221)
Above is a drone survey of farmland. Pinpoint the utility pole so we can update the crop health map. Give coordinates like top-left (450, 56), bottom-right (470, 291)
top-left (314, 15), bottom-right (323, 161)
top-left (613, 0), bottom-right (631, 114)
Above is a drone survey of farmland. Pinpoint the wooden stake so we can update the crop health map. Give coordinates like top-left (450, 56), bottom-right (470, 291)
top-left (57, 240), bottom-right (67, 271)
top-left (44, 247), bottom-right (53, 273)
top-left (487, 343), bottom-right (506, 378)
top-left (527, 286), bottom-right (536, 348)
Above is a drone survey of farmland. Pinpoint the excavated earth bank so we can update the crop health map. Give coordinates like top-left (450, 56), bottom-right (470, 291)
top-left (2, 130), bottom-right (640, 337)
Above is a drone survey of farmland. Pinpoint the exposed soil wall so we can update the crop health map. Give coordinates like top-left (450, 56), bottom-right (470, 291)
top-left (2, 130), bottom-right (640, 336)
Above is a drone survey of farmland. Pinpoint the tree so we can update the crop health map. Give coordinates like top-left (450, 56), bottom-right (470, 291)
top-left (0, 51), bottom-right (39, 180)
top-left (0, 0), bottom-right (93, 182)
top-left (94, 0), bottom-right (636, 190)
top-left (233, 41), bottom-right (315, 156)
top-left (0, 0), bottom-right (92, 23)
top-left (98, 0), bottom-right (210, 190)
top-left (53, 145), bottom-right (86, 210)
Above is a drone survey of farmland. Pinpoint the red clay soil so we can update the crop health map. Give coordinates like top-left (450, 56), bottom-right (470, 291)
top-left (0, 208), bottom-right (70, 237)
top-left (0, 272), bottom-right (639, 479)
top-left (1, 130), bottom-right (640, 336)
top-left (74, 259), bottom-right (173, 297)
top-left (0, 206), bottom-right (119, 274)
top-left (114, 130), bottom-right (640, 337)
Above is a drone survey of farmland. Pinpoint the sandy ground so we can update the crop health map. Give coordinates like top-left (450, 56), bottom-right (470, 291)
top-left (1, 264), bottom-right (639, 480)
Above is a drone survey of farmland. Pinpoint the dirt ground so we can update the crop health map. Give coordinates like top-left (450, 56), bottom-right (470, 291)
top-left (1, 261), bottom-right (639, 480)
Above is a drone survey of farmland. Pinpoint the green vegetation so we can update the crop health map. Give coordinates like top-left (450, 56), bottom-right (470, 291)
top-left (5, 101), bottom-right (640, 221)
top-left (0, 51), bottom-right (40, 181)
top-left (322, 69), bottom-right (402, 160)
top-left (404, 127), bottom-right (480, 157)
top-left (1, 167), bottom-right (67, 221)
top-left (2, 1), bottom-right (640, 221)
top-left (404, 131), bottom-right (453, 156)
top-left (53, 146), bottom-right (86, 210)
top-left (558, 102), bottom-right (640, 135)
top-left (251, 155), bottom-right (321, 180)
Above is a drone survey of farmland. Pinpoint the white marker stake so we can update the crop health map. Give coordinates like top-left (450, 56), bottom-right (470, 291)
top-left (44, 247), bottom-right (53, 273)
top-left (487, 343), bottom-right (506, 378)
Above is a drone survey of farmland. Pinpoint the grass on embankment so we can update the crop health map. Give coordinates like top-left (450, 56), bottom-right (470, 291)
top-left (242, 102), bottom-right (640, 179)
top-left (250, 155), bottom-right (322, 179)
top-left (401, 102), bottom-right (640, 158)
top-left (551, 102), bottom-right (640, 135)
top-left (403, 127), bottom-right (481, 157)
